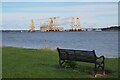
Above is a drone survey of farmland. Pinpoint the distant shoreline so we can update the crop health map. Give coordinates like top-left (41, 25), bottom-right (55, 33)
top-left (1, 26), bottom-right (119, 32)
top-left (1, 30), bottom-right (119, 32)
top-left (1, 46), bottom-right (56, 50)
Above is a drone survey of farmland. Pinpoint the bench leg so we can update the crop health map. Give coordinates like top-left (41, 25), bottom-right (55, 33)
top-left (59, 60), bottom-right (66, 68)
top-left (102, 63), bottom-right (105, 75)
top-left (94, 63), bottom-right (105, 77)
top-left (99, 63), bottom-right (105, 75)
top-left (59, 59), bottom-right (62, 67)
top-left (94, 63), bottom-right (97, 77)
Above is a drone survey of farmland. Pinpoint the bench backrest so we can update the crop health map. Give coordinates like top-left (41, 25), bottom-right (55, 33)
top-left (57, 48), bottom-right (97, 63)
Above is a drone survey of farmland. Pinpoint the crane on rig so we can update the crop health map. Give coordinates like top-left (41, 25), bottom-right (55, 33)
top-left (28, 19), bottom-right (35, 32)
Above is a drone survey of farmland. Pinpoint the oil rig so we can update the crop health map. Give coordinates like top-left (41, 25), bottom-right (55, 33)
top-left (40, 17), bottom-right (63, 32)
top-left (69, 17), bottom-right (82, 31)
top-left (28, 17), bottom-right (82, 32)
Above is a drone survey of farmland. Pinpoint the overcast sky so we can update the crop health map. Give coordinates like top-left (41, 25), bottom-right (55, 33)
top-left (0, 1), bottom-right (118, 30)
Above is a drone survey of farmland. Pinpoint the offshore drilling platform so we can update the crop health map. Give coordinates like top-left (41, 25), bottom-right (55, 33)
top-left (69, 17), bottom-right (82, 31)
top-left (28, 17), bottom-right (82, 32)
top-left (40, 17), bottom-right (64, 32)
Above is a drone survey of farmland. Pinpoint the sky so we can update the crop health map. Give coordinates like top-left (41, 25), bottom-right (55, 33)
top-left (0, 1), bottom-right (118, 30)
top-left (1, 0), bottom-right (119, 2)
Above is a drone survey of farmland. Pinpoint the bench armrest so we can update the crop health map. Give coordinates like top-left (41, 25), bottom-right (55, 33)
top-left (96, 56), bottom-right (105, 63)
top-left (97, 56), bottom-right (105, 59)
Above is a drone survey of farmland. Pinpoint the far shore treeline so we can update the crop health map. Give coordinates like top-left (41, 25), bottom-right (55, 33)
top-left (101, 26), bottom-right (120, 31)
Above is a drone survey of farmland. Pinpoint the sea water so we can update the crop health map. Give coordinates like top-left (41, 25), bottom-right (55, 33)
top-left (2, 31), bottom-right (118, 58)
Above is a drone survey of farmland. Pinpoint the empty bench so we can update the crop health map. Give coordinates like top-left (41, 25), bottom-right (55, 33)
top-left (57, 48), bottom-right (105, 76)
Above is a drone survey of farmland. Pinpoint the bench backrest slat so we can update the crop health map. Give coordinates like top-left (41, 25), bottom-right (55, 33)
top-left (75, 50), bottom-right (96, 62)
top-left (57, 48), bottom-right (97, 63)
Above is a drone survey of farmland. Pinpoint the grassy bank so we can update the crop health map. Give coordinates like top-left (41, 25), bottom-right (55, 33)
top-left (2, 47), bottom-right (119, 78)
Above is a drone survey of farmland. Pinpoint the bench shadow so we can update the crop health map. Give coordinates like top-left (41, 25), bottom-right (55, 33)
top-left (38, 62), bottom-right (112, 78)
top-left (78, 65), bottom-right (112, 75)
top-left (54, 63), bottom-right (112, 76)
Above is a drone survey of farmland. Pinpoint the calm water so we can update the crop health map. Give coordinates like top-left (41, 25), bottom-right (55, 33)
top-left (2, 31), bottom-right (118, 58)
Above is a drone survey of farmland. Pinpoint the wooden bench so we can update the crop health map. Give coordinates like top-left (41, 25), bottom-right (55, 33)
top-left (57, 48), bottom-right (105, 76)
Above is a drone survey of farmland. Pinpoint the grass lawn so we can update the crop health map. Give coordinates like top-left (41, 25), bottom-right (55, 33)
top-left (2, 47), bottom-right (119, 78)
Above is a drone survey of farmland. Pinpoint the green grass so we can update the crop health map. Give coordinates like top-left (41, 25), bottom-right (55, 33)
top-left (2, 46), bottom-right (119, 78)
